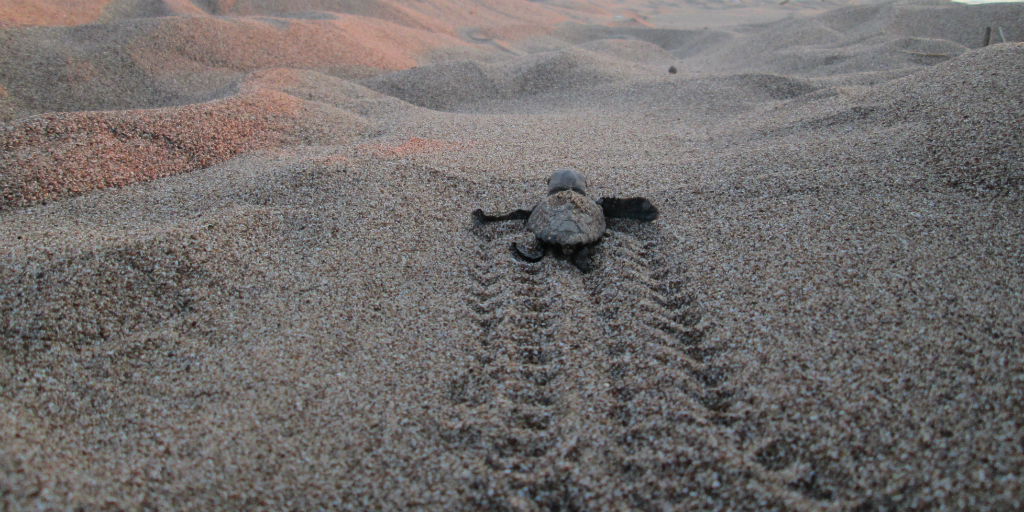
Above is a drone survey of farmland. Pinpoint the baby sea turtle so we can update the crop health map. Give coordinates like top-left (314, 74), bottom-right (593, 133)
top-left (472, 169), bottom-right (659, 272)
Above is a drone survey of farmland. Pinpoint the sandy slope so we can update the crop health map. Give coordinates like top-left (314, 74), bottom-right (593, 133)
top-left (0, 0), bottom-right (115, 27)
top-left (1, 0), bottom-right (1023, 510)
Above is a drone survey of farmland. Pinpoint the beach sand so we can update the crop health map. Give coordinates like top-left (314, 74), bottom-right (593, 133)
top-left (1, 0), bottom-right (1022, 509)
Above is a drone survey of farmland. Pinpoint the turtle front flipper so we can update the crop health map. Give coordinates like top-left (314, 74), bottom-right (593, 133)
top-left (512, 241), bottom-right (547, 263)
top-left (472, 208), bottom-right (533, 226)
top-left (597, 197), bottom-right (659, 222)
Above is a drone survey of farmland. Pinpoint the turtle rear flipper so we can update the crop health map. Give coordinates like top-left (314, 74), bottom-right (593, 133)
top-left (571, 246), bottom-right (594, 273)
top-left (512, 241), bottom-right (547, 262)
top-left (598, 197), bottom-right (659, 222)
top-left (472, 208), bottom-right (533, 226)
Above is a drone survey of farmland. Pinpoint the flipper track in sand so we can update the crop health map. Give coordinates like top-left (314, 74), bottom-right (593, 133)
top-left (446, 220), bottom-right (833, 510)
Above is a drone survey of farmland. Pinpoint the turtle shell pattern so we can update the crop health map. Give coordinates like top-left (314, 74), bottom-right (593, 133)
top-left (527, 190), bottom-right (606, 248)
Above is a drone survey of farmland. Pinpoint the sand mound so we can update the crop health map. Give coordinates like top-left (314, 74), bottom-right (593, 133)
top-left (0, 13), bottom-right (469, 119)
top-left (97, 0), bottom-right (568, 28)
top-left (131, 14), bottom-right (465, 77)
top-left (0, 20), bottom-right (217, 116)
top-left (879, 43), bottom-right (1024, 191)
top-left (0, 67), bottom-right (383, 209)
top-left (683, 0), bottom-right (1024, 76)
top-left (531, 0), bottom-right (611, 17)
top-left (364, 45), bottom-right (652, 111)
top-left (577, 38), bottom-right (676, 65)
top-left (0, 85), bottom-right (299, 210)
top-left (0, 0), bottom-right (114, 27)
top-left (752, 42), bottom-right (1024, 193)
top-left (821, 0), bottom-right (1022, 47)
top-left (94, 0), bottom-right (210, 21)
top-left (493, 46), bottom-right (648, 96)
top-left (217, 0), bottom-right (449, 33)
top-left (361, 61), bottom-right (497, 111)
top-left (725, 73), bottom-right (820, 101)
top-left (553, 23), bottom-right (735, 59)
top-left (0, 84), bottom-right (13, 122)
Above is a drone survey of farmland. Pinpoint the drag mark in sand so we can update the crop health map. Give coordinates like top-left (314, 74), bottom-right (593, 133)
top-left (447, 216), bottom-right (836, 509)
top-left (449, 220), bottom-right (580, 509)
top-left (585, 230), bottom-right (741, 509)
top-left (590, 230), bottom-right (842, 510)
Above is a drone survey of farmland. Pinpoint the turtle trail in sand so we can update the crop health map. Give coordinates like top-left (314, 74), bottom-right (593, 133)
top-left (472, 170), bottom-right (659, 272)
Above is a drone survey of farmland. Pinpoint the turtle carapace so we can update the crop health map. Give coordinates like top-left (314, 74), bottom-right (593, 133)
top-left (472, 170), bottom-right (659, 273)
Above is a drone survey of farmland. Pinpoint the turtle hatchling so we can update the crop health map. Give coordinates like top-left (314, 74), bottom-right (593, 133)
top-left (472, 169), bottom-right (659, 272)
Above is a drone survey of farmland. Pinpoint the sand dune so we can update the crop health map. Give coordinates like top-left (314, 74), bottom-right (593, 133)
top-left (0, 0), bottom-right (115, 27)
top-left (363, 46), bottom-right (657, 111)
top-left (1, 0), bottom-right (1023, 509)
top-left (670, 1), bottom-right (1022, 76)
top-left (0, 14), bottom-right (472, 119)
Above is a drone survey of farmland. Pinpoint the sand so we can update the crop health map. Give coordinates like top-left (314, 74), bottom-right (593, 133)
top-left (1, 0), bottom-right (1022, 509)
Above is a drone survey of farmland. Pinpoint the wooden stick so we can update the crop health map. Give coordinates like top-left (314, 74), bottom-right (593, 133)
top-left (998, 27), bottom-right (1007, 44)
top-left (983, 26), bottom-right (992, 47)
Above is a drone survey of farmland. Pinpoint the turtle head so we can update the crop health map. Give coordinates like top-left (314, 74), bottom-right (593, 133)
top-left (547, 169), bottom-right (588, 196)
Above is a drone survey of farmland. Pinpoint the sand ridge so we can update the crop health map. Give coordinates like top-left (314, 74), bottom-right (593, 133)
top-left (1, 0), bottom-right (1023, 509)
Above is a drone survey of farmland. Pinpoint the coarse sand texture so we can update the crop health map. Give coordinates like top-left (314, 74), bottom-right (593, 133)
top-left (1, 0), bottom-right (1023, 509)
